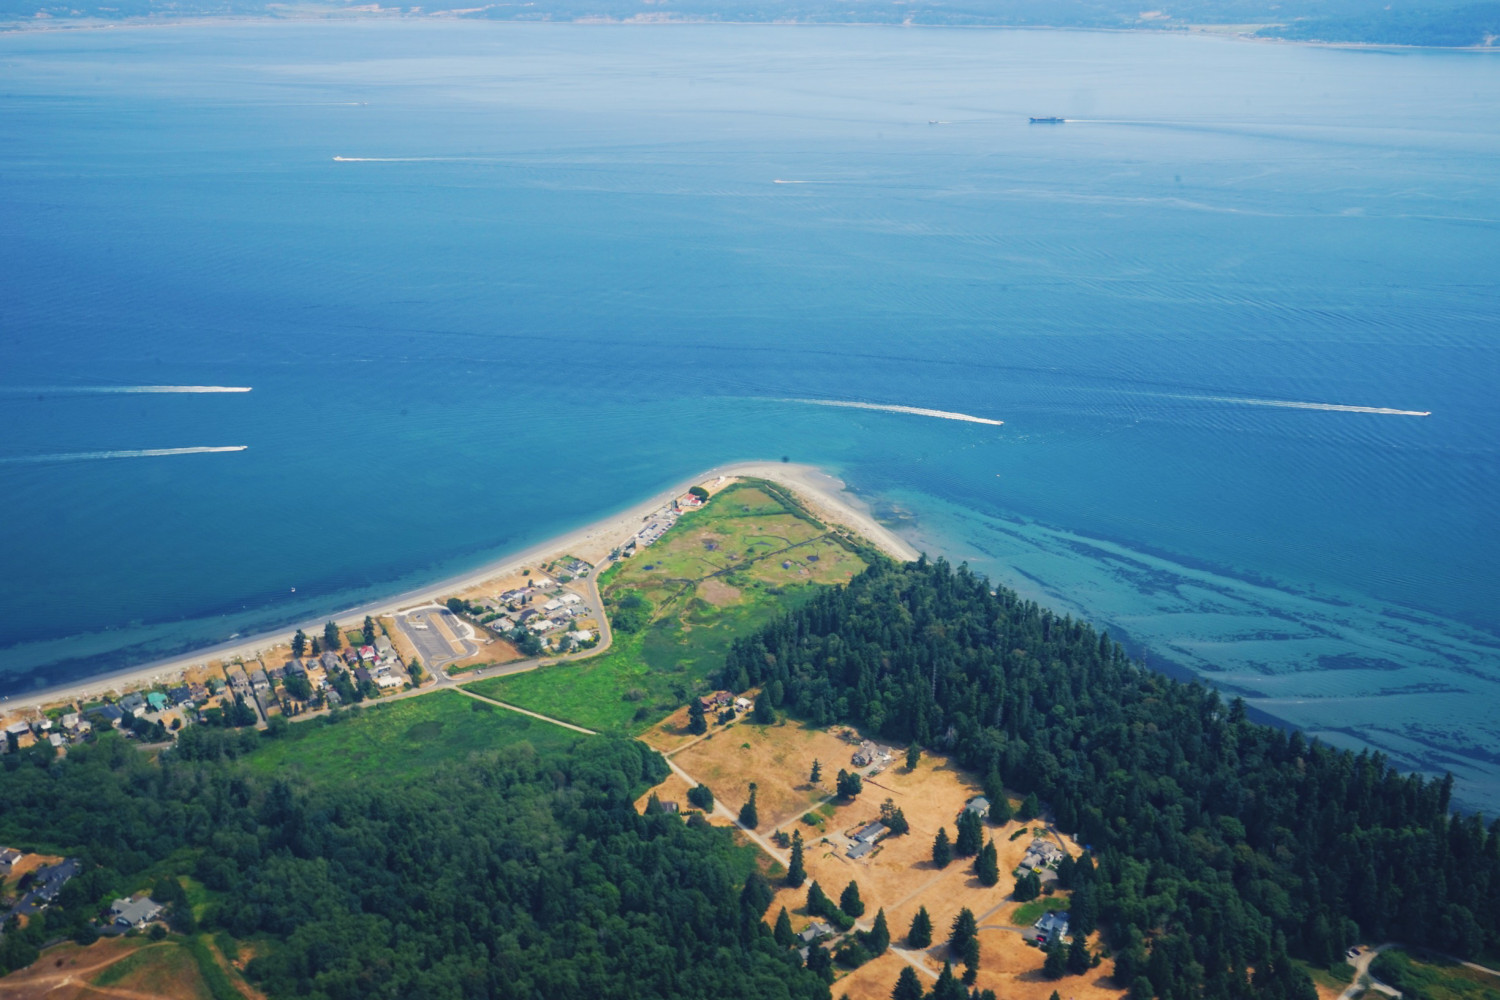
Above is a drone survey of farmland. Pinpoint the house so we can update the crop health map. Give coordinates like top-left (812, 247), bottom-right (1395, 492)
top-left (697, 691), bottom-right (734, 712)
top-left (48, 733), bottom-right (65, 749)
top-left (963, 796), bottom-right (991, 819)
top-left (851, 740), bottom-right (889, 767)
top-left (675, 491), bottom-right (705, 511)
top-left (734, 697), bottom-right (752, 712)
top-left (799, 920), bottom-right (834, 944)
top-left (375, 673), bottom-right (404, 690)
top-left (119, 692), bottom-right (147, 716)
top-left (847, 840), bottom-right (876, 860)
top-left (357, 645), bottom-right (376, 662)
top-left (61, 712), bottom-right (80, 729)
top-left (566, 630), bottom-right (595, 644)
top-left (559, 593), bottom-right (583, 606)
top-left (5, 721), bottom-right (33, 740)
top-left (268, 666), bottom-right (285, 682)
top-left (0, 847), bottom-right (21, 874)
top-left (342, 648), bottom-right (359, 665)
top-left (1034, 910), bottom-right (1070, 944)
top-left (169, 686), bottom-right (193, 705)
top-left (517, 608), bottom-right (540, 623)
top-left (1019, 839), bottom-right (1065, 874)
top-left (529, 618), bottom-right (560, 633)
top-left (249, 670), bottom-right (270, 692)
top-left (110, 896), bottom-right (164, 929)
top-left (321, 651), bottom-right (343, 671)
top-left (146, 692), bottom-right (169, 713)
top-left (354, 667), bottom-right (373, 686)
top-left (853, 821), bottom-right (888, 844)
top-left (542, 599), bottom-right (563, 612)
top-left (661, 801), bottom-right (680, 814)
top-left (188, 683), bottom-right (210, 702)
top-left (87, 704), bottom-right (124, 727)
top-left (375, 636), bottom-right (394, 658)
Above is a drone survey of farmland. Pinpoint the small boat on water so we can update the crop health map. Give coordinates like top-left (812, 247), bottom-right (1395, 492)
top-left (1029, 116), bottom-right (1066, 124)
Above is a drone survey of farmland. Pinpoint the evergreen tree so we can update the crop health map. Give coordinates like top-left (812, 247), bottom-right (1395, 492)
top-left (754, 690), bottom-right (776, 724)
top-left (840, 879), bottom-right (865, 918)
top-left (810, 758), bottom-right (822, 784)
top-left (880, 798), bottom-right (910, 836)
top-left (837, 769), bottom-right (864, 799)
top-left (786, 829), bottom-right (807, 888)
top-left (1043, 938), bottom-right (1067, 979)
top-left (1019, 792), bottom-right (1040, 821)
top-left (310, 637), bottom-right (321, 656)
top-left (931, 963), bottom-right (965, 1000)
top-left (975, 840), bottom-right (1000, 886)
top-left (988, 793), bottom-right (1014, 826)
top-left (962, 935), bottom-right (980, 974)
top-left (323, 620), bottom-right (341, 650)
top-left (807, 941), bottom-right (833, 982)
top-left (906, 744), bottom-right (920, 771)
top-left (983, 768), bottom-right (1005, 807)
top-left (956, 809), bottom-right (983, 856)
top-left (362, 615), bottom-right (377, 646)
top-left (932, 827), bottom-right (953, 867)
top-left (739, 783), bottom-right (759, 829)
top-left (1070, 883), bottom-right (1097, 938)
top-left (892, 965), bottom-right (925, 1000)
top-left (807, 880), bottom-right (831, 917)
top-left (908, 906), bottom-right (933, 948)
top-left (291, 629), bottom-right (307, 657)
top-left (1067, 934), bottom-right (1091, 975)
top-left (948, 908), bottom-right (977, 956)
top-left (686, 783), bottom-right (714, 811)
top-left (1050, 992), bottom-right (1062, 1000)
top-left (1013, 870), bottom-right (1041, 902)
top-left (688, 698), bottom-right (708, 735)
top-left (865, 908), bottom-right (890, 954)
top-left (774, 907), bottom-right (797, 948)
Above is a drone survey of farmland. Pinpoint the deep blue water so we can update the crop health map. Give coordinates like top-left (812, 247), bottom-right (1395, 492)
top-left (2, 22), bottom-right (1498, 807)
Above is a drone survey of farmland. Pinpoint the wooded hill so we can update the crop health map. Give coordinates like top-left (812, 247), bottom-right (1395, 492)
top-left (721, 556), bottom-right (1500, 1000)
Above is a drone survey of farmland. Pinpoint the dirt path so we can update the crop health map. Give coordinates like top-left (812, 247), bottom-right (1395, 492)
top-left (0, 943), bottom-right (159, 1000)
top-left (1341, 944), bottom-right (1399, 1000)
top-left (454, 688), bottom-right (598, 736)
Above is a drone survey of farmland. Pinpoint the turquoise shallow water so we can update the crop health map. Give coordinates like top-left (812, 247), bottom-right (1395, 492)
top-left (1, 22), bottom-right (1498, 807)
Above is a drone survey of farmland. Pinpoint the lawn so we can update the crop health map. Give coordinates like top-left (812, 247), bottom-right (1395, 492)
top-left (1010, 894), bottom-right (1071, 928)
top-left (1369, 949), bottom-right (1500, 1000)
top-left (87, 935), bottom-right (245, 1000)
top-left (465, 480), bottom-right (869, 733)
top-left (238, 690), bottom-right (581, 786)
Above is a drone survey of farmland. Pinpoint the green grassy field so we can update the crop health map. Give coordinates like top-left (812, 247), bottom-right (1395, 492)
top-left (1011, 894), bottom-right (1071, 928)
top-left (466, 481), bottom-right (870, 734)
top-left (1368, 949), bottom-right (1500, 1000)
top-left (238, 690), bottom-right (580, 786)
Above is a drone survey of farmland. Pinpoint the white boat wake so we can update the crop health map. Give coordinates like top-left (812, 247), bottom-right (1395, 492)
top-left (0, 446), bottom-right (249, 463)
top-left (1161, 393), bottom-right (1430, 416)
top-left (778, 398), bottom-right (1004, 426)
top-left (2, 385), bottom-right (251, 394)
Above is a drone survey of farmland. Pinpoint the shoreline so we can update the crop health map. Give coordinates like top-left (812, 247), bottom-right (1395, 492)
top-left (2, 461), bottom-right (918, 714)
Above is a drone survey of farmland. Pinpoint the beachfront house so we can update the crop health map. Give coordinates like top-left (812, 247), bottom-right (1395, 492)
top-left (146, 691), bottom-right (169, 713)
top-left (119, 692), bottom-right (146, 716)
top-left (169, 686), bottom-right (193, 705)
top-left (375, 636), bottom-right (394, 658)
top-left (249, 670), bottom-right (270, 692)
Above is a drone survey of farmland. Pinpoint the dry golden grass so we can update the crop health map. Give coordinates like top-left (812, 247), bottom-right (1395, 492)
top-left (671, 718), bottom-right (859, 832)
top-left (656, 719), bottom-right (1126, 1000)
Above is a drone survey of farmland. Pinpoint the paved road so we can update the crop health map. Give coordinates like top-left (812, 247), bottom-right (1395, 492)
top-left (0, 858), bottom-right (80, 931)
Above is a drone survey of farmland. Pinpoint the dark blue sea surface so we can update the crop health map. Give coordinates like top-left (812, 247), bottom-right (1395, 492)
top-left (2, 22), bottom-right (1497, 806)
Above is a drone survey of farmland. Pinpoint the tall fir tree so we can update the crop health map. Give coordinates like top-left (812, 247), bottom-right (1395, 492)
top-left (786, 829), bottom-right (806, 887)
top-left (932, 827), bottom-right (953, 868)
top-left (955, 809), bottom-right (983, 856)
top-left (891, 965), bottom-right (925, 1000)
top-left (738, 784), bottom-right (759, 829)
top-left (865, 908), bottom-right (890, 954)
top-left (774, 907), bottom-right (796, 948)
top-left (840, 879), bottom-right (865, 918)
top-left (688, 698), bottom-right (707, 735)
top-left (907, 906), bottom-right (933, 948)
top-left (948, 908), bottom-right (977, 956)
top-left (810, 758), bottom-right (822, 784)
top-left (975, 840), bottom-right (1000, 886)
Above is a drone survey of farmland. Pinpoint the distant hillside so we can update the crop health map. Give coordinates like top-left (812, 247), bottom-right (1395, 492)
top-left (4, 0), bottom-right (1497, 49)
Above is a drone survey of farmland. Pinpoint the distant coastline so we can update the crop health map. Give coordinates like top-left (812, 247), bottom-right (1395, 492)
top-left (3, 15), bottom-right (1498, 51)
top-left (0, 461), bottom-right (917, 714)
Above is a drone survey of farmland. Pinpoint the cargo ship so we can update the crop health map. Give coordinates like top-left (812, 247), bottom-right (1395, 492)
top-left (1029, 116), bottom-right (1066, 123)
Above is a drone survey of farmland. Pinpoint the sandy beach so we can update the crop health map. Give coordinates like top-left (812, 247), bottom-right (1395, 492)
top-left (3, 461), bottom-right (918, 715)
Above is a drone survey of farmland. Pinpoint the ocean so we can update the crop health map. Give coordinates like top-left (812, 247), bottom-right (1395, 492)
top-left (2, 21), bottom-right (1498, 808)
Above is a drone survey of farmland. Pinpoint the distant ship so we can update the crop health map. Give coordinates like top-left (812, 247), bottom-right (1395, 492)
top-left (1029, 116), bottom-right (1066, 123)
